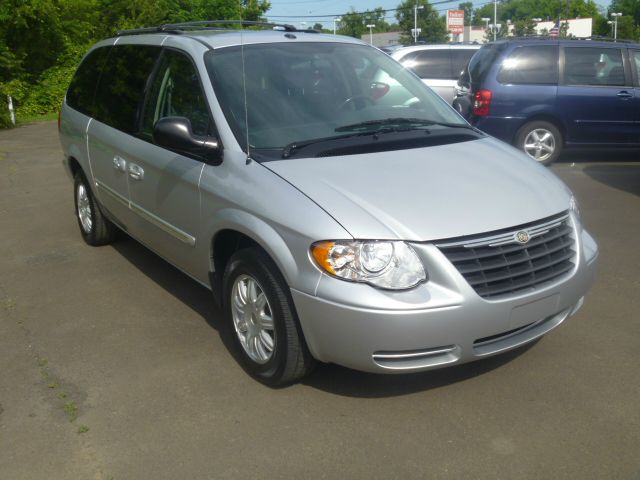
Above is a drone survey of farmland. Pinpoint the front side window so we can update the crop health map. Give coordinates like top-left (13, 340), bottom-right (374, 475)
top-left (564, 47), bottom-right (625, 86)
top-left (141, 50), bottom-right (212, 138)
top-left (206, 43), bottom-right (466, 156)
top-left (498, 46), bottom-right (558, 85)
top-left (93, 45), bottom-right (161, 134)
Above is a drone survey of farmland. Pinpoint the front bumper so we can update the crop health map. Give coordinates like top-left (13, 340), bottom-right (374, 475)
top-left (292, 227), bottom-right (598, 373)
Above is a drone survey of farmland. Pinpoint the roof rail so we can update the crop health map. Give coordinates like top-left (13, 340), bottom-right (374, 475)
top-left (116, 20), bottom-right (302, 37)
top-left (492, 35), bottom-right (636, 44)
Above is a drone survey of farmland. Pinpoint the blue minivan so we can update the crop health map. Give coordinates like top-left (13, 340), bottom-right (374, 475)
top-left (456, 39), bottom-right (640, 164)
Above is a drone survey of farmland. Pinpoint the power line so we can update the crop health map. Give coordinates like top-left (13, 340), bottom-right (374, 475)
top-left (265, 0), bottom-right (473, 18)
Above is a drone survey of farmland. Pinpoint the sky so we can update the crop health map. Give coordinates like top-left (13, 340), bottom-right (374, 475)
top-left (265, 0), bottom-right (610, 30)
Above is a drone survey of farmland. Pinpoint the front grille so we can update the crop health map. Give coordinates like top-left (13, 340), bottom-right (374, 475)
top-left (437, 212), bottom-right (576, 299)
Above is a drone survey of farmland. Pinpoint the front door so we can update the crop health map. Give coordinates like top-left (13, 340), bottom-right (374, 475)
top-left (126, 48), bottom-right (213, 277)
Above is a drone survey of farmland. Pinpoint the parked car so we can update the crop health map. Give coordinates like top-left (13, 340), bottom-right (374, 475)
top-left (456, 38), bottom-right (640, 164)
top-left (391, 44), bottom-right (481, 103)
top-left (59, 23), bottom-right (598, 386)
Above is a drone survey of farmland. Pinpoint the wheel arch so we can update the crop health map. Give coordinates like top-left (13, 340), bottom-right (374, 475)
top-left (207, 211), bottom-right (300, 308)
top-left (514, 114), bottom-right (567, 146)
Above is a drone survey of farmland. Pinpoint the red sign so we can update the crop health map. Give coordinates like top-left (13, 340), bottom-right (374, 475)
top-left (447, 10), bottom-right (465, 34)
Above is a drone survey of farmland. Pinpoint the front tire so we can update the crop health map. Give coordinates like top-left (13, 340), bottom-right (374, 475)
top-left (515, 121), bottom-right (563, 166)
top-left (73, 171), bottom-right (117, 246)
top-left (222, 248), bottom-right (315, 387)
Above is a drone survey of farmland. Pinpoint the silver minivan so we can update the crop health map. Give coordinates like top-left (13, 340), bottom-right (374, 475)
top-left (391, 44), bottom-right (481, 103)
top-left (59, 22), bottom-right (598, 386)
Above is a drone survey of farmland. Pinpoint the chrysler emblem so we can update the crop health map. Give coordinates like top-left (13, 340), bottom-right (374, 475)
top-left (515, 230), bottom-right (530, 244)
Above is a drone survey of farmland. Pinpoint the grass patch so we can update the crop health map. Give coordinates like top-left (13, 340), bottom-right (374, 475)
top-left (77, 424), bottom-right (89, 434)
top-left (57, 392), bottom-right (67, 399)
top-left (64, 401), bottom-right (78, 422)
top-left (1, 297), bottom-right (16, 310)
top-left (16, 112), bottom-right (58, 126)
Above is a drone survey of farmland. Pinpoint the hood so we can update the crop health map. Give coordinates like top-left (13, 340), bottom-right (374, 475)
top-left (264, 137), bottom-right (572, 241)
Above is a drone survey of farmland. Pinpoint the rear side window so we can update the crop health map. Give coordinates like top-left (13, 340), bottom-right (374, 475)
top-left (498, 46), bottom-right (558, 85)
top-left (450, 49), bottom-right (476, 78)
top-left (93, 45), bottom-right (161, 134)
top-left (406, 50), bottom-right (452, 79)
top-left (564, 47), bottom-right (625, 86)
top-left (66, 47), bottom-right (111, 116)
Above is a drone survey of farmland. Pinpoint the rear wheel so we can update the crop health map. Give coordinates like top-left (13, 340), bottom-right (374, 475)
top-left (74, 171), bottom-right (117, 246)
top-left (515, 121), bottom-right (563, 166)
top-left (222, 248), bottom-right (315, 387)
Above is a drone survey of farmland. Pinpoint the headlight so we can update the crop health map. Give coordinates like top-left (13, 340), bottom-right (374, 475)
top-left (311, 240), bottom-right (426, 290)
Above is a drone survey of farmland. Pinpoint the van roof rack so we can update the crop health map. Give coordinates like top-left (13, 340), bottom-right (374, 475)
top-left (116, 20), bottom-right (304, 37)
top-left (495, 35), bottom-right (635, 44)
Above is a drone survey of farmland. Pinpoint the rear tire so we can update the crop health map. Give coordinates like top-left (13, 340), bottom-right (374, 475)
top-left (222, 248), bottom-right (315, 387)
top-left (74, 171), bottom-right (117, 246)
top-left (515, 121), bottom-right (563, 166)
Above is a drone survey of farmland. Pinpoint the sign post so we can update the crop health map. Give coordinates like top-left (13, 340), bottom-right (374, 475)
top-left (447, 9), bottom-right (465, 40)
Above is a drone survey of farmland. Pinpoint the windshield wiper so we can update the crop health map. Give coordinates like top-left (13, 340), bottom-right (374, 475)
top-left (281, 133), bottom-right (359, 158)
top-left (281, 119), bottom-right (478, 159)
top-left (334, 117), bottom-right (473, 133)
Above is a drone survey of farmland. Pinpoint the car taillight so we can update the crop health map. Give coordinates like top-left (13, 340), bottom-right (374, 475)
top-left (473, 89), bottom-right (492, 116)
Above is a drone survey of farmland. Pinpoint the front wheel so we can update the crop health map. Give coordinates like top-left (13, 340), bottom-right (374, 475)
top-left (222, 248), bottom-right (315, 387)
top-left (515, 121), bottom-right (563, 166)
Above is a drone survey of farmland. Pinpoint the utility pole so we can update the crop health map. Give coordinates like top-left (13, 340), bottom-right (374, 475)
top-left (493, 0), bottom-right (497, 41)
top-left (366, 24), bottom-right (375, 45)
top-left (611, 12), bottom-right (622, 41)
top-left (414, 4), bottom-right (424, 43)
top-left (333, 16), bottom-right (341, 35)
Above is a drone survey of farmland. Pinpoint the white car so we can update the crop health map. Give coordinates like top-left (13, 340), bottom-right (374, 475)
top-left (392, 44), bottom-right (480, 103)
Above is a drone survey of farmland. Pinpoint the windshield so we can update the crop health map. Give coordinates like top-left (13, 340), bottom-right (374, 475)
top-left (205, 42), bottom-right (467, 154)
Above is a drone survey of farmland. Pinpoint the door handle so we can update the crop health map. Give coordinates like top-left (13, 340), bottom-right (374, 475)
top-left (127, 163), bottom-right (144, 181)
top-left (616, 91), bottom-right (633, 99)
top-left (113, 155), bottom-right (127, 172)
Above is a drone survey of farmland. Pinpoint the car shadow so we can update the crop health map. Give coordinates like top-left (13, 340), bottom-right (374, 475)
top-left (302, 341), bottom-right (537, 398)
top-left (112, 237), bottom-right (222, 331)
top-left (112, 236), bottom-right (539, 397)
top-left (582, 164), bottom-right (640, 197)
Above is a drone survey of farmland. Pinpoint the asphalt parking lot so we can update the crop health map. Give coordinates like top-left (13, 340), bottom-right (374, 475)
top-left (1, 121), bottom-right (638, 480)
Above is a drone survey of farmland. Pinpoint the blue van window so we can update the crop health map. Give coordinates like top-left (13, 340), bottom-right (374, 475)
top-left (564, 47), bottom-right (625, 86)
top-left (632, 50), bottom-right (640, 83)
top-left (498, 46), bottom-right (558, 85)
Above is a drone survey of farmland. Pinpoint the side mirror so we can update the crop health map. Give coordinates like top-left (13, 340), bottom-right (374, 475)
top-left (152, 116), bottom-right (222, 165)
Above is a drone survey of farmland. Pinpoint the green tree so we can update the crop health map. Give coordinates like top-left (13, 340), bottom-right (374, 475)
top-left (609, 0), bottom-right (640, 27)
top-left (338, 7), bottom-right (389, 38)
top-left (396, 0), bottom-right (448, 44)
top-left (512, 18), bottom-right (536, 36)
top-left (459, 2), bottom-right (474, 26)
top-left (0, 0), bottom-right (272, 126)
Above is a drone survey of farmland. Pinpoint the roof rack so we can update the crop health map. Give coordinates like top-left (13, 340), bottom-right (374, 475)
top-left (494, 35), bottom-right (635, 44)
top-left (116, 20), bottom-right (303, 37)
